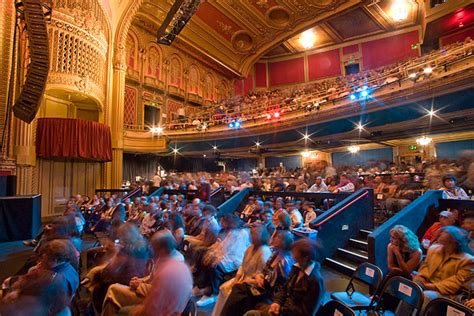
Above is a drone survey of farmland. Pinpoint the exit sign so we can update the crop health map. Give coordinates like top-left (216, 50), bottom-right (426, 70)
top-left (408, 145), bottom-right (417, 150)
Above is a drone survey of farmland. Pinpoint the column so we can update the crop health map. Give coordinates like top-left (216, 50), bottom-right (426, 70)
top-left (108, 50), bottom-right (127, 188)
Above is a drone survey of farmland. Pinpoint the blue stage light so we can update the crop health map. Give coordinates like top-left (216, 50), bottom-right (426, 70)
top-left (362, 85), bottom-right (368, 91)
top-left (234, 121), bottom-right (241, 128)
top-left (228, 122), bottom-right (234, 128)
top-left (350, 94), bottom-right (356, 100)
top-left (361, 90), bottom-right (369, 97)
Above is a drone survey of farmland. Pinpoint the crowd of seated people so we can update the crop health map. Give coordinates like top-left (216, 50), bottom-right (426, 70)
top-left (166, 38), bottom-right (473, 131)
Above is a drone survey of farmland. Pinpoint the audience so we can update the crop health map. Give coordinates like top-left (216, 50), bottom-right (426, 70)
top-left (413, 226), bottom-right (473, 311)
top-left (421, 210), bottom-right (456, 250)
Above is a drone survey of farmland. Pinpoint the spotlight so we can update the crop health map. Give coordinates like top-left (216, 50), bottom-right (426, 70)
top-left (172, 148), bottom-right (179, 154)
top-left (212, 146), bottom-right (218, 150)
top-left (360, 90), bottom-right (369, 98)
top-left (234, 121), bottom-right (241, 128)
top-left (150, 126), bottom-right (164, 134)
top-left (428, 110), bottom-right (435, 117)
top-left (228, 122), bottom-right (234, 128)
top-left (266, 114), bottom-right (272, 119)
top-left (303, 134), bottom-right (310, 140)
top-left (362, 85), bottom-right (368, 91)
top-left (255, 142), bottom-right (261, 147)
top-left (356, 122), bottom-right (364, 131)
top-left (423, 67), bottom-right (433, 74)
top-left (409, 73), bottom-right (417, 79)
top-left (203, 154), bottom-right (207, 158)
top-left (348, 145), bottom-right (360, 154)
top-left (350, 94), bottom-right (356, 100)
top-left (274, 112), bottom-right (280, 118)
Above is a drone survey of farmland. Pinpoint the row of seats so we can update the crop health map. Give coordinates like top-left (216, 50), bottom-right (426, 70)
top-left (327, 262), bottom-right (472, 316)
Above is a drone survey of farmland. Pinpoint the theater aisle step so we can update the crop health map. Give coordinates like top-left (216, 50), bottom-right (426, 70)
top-left (323, 228), bottom-right (372, 276)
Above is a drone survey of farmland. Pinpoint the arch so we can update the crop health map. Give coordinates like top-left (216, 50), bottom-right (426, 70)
top-left (188, 64), bottom-right (200, 95)
top-left (146, 43), bottom-right (162, 79)
top-left (219, 79), bottom-right (230, 100)
top-left (203, 73), bottom-right (215, 101)
top-left (168, 55), bottom-right (183, 88)
top-left (126, 31), bottom-right (139, 70)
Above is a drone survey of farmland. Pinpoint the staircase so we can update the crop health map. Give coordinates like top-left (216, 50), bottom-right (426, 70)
top-left (324, 228), bottom-right (372, 276)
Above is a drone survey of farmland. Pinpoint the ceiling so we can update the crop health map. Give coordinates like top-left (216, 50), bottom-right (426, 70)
top-left (133, 0), bottom-right (365, 77)
top-left (267, 0), bottom-right (422, 57)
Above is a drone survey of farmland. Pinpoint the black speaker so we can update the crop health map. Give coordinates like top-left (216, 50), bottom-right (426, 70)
top-left (0, 176), bottom-right (17, 196)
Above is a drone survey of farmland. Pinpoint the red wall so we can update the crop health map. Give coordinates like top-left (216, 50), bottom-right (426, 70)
top-left (255, 63), bottom-right (267, 87)
top-left (308, 49), bottom-right (341, 80)
top-left (343, 44), bottom-right (359, 55)
top-left (268, 57), bottom-right (305, 86)
top-left (361, 30), bottom-right (420, 69)
top-left (243, 76), bottom-right (254, 95)
top-left (440, 26), bottom-right (474, 46)
top-left (234, 80), bottom-right (243, 96)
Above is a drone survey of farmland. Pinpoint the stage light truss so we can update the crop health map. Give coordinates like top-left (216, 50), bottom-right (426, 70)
top-left (157, 0), bottom-right (202, 46)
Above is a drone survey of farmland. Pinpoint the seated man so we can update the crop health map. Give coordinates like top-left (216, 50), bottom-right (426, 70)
top-left (440, 174), bottom-right (469, 200)
top-left (185, 204), bottom-right (220, 248)
top-left (1, 239), bottom-right (79, 314)
top-left (414, 226), bottom-right (473, 311)
top-left (102, 230), bottom-right (184, 316)
top-left (302, 202), bottom-right (317, 227)
top-left (307, 177), bottom-right (328, 193)
top-left (421, 211), bottom-right (456, 250)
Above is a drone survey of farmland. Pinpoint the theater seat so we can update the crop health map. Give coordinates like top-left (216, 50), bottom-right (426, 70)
top-left (423, 297), bottom-right (473, 316)
top-left (317, 300), bottom-right (356, 316)
top-left (330, 262), bottom-right (383, 309)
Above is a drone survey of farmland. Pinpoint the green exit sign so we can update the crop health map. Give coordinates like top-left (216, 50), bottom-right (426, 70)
top-left (408, 145), bottom-right (417, 150)
top-left (411, 43), bottom-right (419, 50)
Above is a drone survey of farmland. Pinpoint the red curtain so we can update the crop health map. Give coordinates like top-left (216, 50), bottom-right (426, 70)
top-left (36, 118), bottom-right (112, 162)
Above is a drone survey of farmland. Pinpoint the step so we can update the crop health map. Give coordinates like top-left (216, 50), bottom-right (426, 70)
top-left (336, 247), bottom-right (369, 264)
top-left (349, 237), bottom-right (369, 251)
top-left (359, 229), bottom-right (373, 238)
top-left (324, 257), bottom-right (357, 276)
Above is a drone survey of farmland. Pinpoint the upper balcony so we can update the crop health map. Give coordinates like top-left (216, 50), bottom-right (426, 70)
top-left (123, 39), bottom-right (474, 145)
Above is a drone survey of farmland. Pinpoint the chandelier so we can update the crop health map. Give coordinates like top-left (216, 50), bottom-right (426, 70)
top-left (416, 136), bottom-right (432, 146)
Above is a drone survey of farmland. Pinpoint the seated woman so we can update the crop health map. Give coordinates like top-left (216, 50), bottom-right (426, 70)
top-left (387, 225), bottom-right (422, 278)
top-left (441, 174), bottom-right (469, 200)
top-left (86, 223), bottom-right (150, 313)
top-left (413, 226), bottom-right (474, 311)
top-left (193, 214), bottom-right (250, 307)
top-left (221, 230), bottom-right (294, 316)
top-left (1, 239), bottom-right (79, 315)
top-left (245, 238), bottom-right (325, 316)
top-left (166, 212), bottom-right (185, 249)
top-left (212, 225), bottom-right (273, 316)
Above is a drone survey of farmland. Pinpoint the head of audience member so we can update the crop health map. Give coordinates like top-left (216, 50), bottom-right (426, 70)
top-left (442, 174), bottom-right (457, 190)
top-left (461, 217), bottom-right (474, 236)
top-left (220, 213), bottom-right (242, 231)
top-left (285, 200), bottom-right (295, 212)
top-left (263, 201), bottom-right (273, 213)
top-left (202, 204), bottom-right (217, 220)
top-left (150, 230), bottom-right (177, 260)
top-left (315, 177), bottom-right (323, 186)
top-left (250, 225), bottom-right (270, 248)
top-left (389, 225), bottom-right (420, 253)
top-left (260, 209), bottom-right (273, 225)
top-left (437, 226), bottom-right (472, 255)
top-left (271, 230), bottom-right (294, 253)
top-left (116, 223), bottom-right (148, 256)
top-left (48, 215), bottom-right (81, 241)
top-left (39, 239), bottom-right (76, 270)
top-left (439, 210), bottom-right (456, 227)
top-left (255, 200), bottom-right (264, 212)
top-left (277, 211), bottom-right (292, 230)
top-left (274, 199), bottom-right (284, 211)
top-left (292, 238), bottom-right (317, 269)
top-left (192, 198), bottom-right (201, 205)
top-left (167, 212), bottom-right (184, 231)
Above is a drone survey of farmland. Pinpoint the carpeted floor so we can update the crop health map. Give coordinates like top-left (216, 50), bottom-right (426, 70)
top-left (0, 237), bottom-right (359, 316)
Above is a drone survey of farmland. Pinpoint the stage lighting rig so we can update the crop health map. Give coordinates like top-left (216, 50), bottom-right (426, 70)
top-left (157, 0), bottom-right (202, 46)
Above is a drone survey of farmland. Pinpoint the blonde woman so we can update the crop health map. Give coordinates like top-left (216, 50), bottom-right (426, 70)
top-left (387, 225), bottom-right (422, 277)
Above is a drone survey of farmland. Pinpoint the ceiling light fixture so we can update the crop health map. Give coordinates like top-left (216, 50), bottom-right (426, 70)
top-left (391, 0), bottom-right (409, 22)
top-left (416, 136), bottom-right (432, 146)
top-left (348, 145), bottom-right (360, 154)
top-left (300, 29), bottom-right (316, 49)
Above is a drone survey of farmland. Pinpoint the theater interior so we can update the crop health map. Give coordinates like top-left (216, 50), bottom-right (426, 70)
top-left (0, 0), bottom-right (473, 315)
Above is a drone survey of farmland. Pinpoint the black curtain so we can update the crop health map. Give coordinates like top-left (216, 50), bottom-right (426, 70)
top-left (123, 153), bottom-right (162, 182)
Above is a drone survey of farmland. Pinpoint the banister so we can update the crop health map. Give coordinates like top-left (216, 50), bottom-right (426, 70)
top-left (313, 190), bottom-right (369, 228)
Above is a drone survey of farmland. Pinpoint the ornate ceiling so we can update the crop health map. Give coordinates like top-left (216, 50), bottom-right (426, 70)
top-left (133, 0), bottom-right (365, 77)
